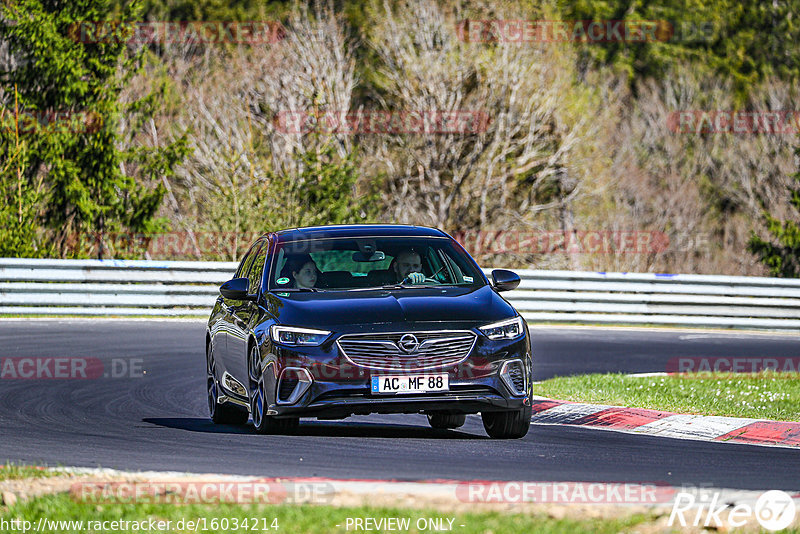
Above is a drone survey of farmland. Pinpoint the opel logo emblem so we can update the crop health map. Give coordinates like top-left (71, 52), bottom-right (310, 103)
top-left (397, 334), bottom-right (419, 354)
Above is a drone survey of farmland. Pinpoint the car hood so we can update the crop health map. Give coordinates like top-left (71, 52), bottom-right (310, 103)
top-left (263, 285), bottom-right (517, 328)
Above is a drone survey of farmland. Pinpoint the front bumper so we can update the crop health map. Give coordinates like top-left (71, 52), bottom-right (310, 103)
top-left (259, 325), bottom-right (533, 419)
top-left (276, 389), bottom-right (525, 419)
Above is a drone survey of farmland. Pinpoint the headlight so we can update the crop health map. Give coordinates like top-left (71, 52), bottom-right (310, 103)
top-left (479, 316), bottom-right (524, 340)
top-left (270, 325), bottom-right (331, 346)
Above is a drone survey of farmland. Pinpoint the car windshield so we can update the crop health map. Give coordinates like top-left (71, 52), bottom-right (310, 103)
top-left (268, 236), bottom-right (484, 291)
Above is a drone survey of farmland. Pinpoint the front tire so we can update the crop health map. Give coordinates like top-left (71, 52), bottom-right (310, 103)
top-left (249, 345), bottom-right (299, 435)
top-left (427, 413), bottom-right (466, 429)
top-left (481, 405), bottom-right (531, 439)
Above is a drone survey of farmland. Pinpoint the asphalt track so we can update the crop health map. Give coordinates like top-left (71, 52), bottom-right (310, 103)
top-left (0, 320), bottom-right (798, 490)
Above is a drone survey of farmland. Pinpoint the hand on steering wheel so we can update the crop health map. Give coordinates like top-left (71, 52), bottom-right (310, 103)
top-left (403, 272), bottom-right (426, 284)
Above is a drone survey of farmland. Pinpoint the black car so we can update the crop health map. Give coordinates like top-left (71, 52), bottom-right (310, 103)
top-left (206, 225), bottom-right (533, 438)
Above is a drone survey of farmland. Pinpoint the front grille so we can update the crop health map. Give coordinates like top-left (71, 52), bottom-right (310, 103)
top-left (337, 331), bottom-right (477, 371)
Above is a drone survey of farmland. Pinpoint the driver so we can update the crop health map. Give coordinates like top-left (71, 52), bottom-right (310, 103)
top-left (393, 249), bottom-right (425, 284)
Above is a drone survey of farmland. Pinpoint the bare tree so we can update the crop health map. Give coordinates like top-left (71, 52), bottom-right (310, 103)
top-left (110, 0), bottom-right (798, 275)
top-left (245, 3), bottom-right (357, 178)
top-left (366, 0), bottom-right (601, 243)
top-left (593, 69), bottom-right (798, 275)
top-left (142, 3), bottom-right (359, 258)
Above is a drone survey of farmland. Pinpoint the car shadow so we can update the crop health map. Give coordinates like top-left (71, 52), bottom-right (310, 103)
top-left (142, 417), bottom-right (487, 439)
top-left (142, 418), bottom-right (254, 434)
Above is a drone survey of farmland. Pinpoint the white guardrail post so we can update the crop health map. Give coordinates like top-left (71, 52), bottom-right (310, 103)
top-left (1, 259), bottom-right (800, 329)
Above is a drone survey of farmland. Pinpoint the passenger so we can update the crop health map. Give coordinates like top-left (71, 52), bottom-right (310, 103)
top-left (281, 255), bottom-right (319, 289)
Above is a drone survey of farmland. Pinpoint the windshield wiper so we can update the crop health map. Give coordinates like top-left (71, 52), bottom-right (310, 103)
top-left (274, 287), bottom-right (321, 292)
top-left (379, 283), bottom-right (443, 290)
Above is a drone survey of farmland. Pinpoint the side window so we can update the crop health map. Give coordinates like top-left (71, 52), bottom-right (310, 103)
top-left (234, 254), bottom-right (248, 279)
top-left (272, 247), bottom-right (286, 287)
top-left (425, 247), bottom-right (442, 278)
top-left (442, 251), bottom-right (465, 283)
top-left (235, 241), bottom-right (259, 279)
top-left (247, 240), bottom-right (268, 294)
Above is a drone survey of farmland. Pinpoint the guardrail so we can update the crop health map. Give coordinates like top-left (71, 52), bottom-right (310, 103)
top-left (2, 258), bottom-right (800, 330)
top-left (0, 259), bottom-right (235, 317)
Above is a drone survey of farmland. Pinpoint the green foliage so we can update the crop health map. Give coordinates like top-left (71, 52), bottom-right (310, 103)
top-left (0, 138), bottom-right (51, 257)
top-left (0, 0), bottom-right (189, 258)
top-left (748, 165), bottom-right (800, 277)
top-left (2, 0), bottom-right (796, 272)
top-left (129, 0), bottom-right (291, 22)
top-left (290, 141), bottom-right (378, 228)
top-left (0, 462), bottom-right (58, 481)
top-left (557, 0), bottom-right (800, 99)
top-left (0, 85), bottom-right (59, 257)
top-left (128, 0), bottom-right (799, 100)
top-left (2, 492), bottom-right (653, 534)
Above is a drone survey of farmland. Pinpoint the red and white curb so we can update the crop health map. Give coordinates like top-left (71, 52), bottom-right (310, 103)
top-left (531, 398), bottom-right (800, 449)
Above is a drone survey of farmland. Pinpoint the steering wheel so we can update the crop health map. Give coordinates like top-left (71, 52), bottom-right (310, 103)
top-left (425, 265), bottom-right (446, 283)
top-left (402, 266), bottom-right (445, 285)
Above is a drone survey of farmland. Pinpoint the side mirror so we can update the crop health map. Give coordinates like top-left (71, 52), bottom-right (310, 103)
top-left (491, 269), bottom-right (520, 292)
top-left (220, 277), bottom-right (254, 300)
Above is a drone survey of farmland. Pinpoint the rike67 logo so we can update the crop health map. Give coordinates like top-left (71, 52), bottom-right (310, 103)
top-left (669, 490), bottom-right (797, 531)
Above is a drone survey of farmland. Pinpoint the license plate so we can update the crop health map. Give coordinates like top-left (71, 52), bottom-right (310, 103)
top-left (371, 374), bottom-right (449, 394)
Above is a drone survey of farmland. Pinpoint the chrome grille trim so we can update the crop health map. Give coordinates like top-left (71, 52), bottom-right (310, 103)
top-left (337, 330), bottom-right (477, 371)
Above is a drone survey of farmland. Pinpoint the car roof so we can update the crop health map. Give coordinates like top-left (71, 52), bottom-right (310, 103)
top-left (273, 224), bottom-right (449, 242)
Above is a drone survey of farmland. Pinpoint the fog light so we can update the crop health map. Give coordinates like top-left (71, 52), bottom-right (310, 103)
top-left (277, 367), bottom-right (313, 404)
top-left (499, 359), bottom-right (526, 396)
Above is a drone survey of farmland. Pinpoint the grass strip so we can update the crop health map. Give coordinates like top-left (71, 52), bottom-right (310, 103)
top-left (535, 372), bottom-right (800, 421)
top-left (0, 492), bottom-right (655, 534)
top-left (0, 464), bottom-right (58, 482)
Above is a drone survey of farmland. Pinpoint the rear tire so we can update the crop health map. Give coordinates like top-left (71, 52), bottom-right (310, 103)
top-left (481, 405), bottom-right (532, 439)
top-left (207, 347), bottom-right (248, 425)
top-left (254, 415), bottom-right (300, 435)
top-left (427, 413), bottom-right (466, 429)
